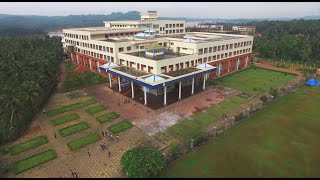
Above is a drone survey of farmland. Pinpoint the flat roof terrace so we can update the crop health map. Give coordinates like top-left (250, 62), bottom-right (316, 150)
top-left (113, 66), bottom-right (150, 77)
top-left (164, 67), bottom-right (200, 77)
top-left (127, 50), bottom-right (190, 60)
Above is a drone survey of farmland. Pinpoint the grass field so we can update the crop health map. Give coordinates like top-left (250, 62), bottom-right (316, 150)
top-left (13, 149), bottom-right (57, 174)
top-left (67, 133), bottom-right (101, 150)
top-left (51, 114), bottom-right (80, 126)
top-left (108, 121), bottom-right (133, 134)
top-left (9, 136), bottom-right (48, 156)
top-left (96, 112), bottom-right (119, 124)
top-left (47, 99), bottom-right (96, 117)
top-left (167, 96), bottom-right (248, 140)
top-left (62, 61), bottom-right (108, 93)
top-left (161, 86), bottom-right (320, 178)
top-left (217, 68), bottom-right (296, 95)
top-left (58, 122), bottom-right (90, 137)
top-left (85, 105), bottom-right (108, 115)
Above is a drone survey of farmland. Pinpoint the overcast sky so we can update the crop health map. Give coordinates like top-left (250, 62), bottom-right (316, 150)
top-left (1, 2), bottom-right (320, 19)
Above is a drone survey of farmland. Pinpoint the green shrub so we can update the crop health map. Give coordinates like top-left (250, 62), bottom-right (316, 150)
top-left (168, 143), bottom-right (181, 160)
top-left (193, 132), bottom-right (209, 147)
top-left (207, 78), bottom-right (218, 85)
top-left (0, 161), bottom-right (11, 175)
top-left (120, 147), bottom-right (165, 178)
top-left (269, 87), bottom-right (279, 99)
top-left (260, 95), bottom-right (268, 105)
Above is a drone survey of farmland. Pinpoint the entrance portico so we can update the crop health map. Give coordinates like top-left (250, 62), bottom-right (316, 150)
top-left (100, 63), bottom-right (217, 109)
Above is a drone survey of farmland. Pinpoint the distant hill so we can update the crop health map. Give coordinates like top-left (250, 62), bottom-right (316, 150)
top-left (0, 11), bottom-right (319, 36)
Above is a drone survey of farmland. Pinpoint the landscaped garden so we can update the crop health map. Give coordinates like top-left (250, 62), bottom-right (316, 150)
top-left (51, 114), bottom-right (80, 126)
top-left (47, 99), bottom-right (96, 117)
top-left (9, 136), bottom-right (48, 156)
top-left (13, 149), bottom-right (57, 174)
top-left (67, 133), bottom-right (101, 150)
top-left (167, 96), bottom-right (248, 140)
top-left (108, 121), bottom-right (133, 134)
top-left (96, 112), bottom-right (119, 124)
top-left (58, 122), bottom-right (90, 137)
top-left (161, 86), bottom-right (320, 178)
top-left (62, 61), bottom-right (108, 93)
top-left (86, 105), bottom-right (108, 115)
top-left (216, 67), bottom-right (296, 95)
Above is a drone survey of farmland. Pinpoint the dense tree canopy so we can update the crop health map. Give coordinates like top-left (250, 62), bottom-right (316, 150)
top-left (0, 35), bottom-right (63, 144)
top-left (248, 20), bottom-right (320, 65)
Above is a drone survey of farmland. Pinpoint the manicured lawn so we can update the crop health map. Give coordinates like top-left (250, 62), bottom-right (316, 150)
top-left (161, 86), bottom-right (320, 178)
top-left (47, 99), bottom-right (96, 117)
top-left (67, 133), bottom-right (101, 150)
top-left (85, 105), bottom-right (108, 115)
top-left (167, 96), bottom-right (248, 140)
top-left (96, 112), bottom-right (119, 124)
top-left (62, 61), bottom-right (108, 93)
top-left (217, 68), bottom-right (296, 95)
top-left (13, 149), bottom-right (57, 174)
top-left (51, 113), bottom-right (80, 126)
top-left (58, 122), bottom-right (90, 137)
top-left (9, 136), bottom-right (48, 156)
top-left (108, 121), bottom-right (133, 134)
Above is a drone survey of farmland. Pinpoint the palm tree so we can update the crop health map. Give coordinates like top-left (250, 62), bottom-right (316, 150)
top-left (22, 81), bottom-right (43, 111)
top-left (0, 86), bottom-right (24, 130)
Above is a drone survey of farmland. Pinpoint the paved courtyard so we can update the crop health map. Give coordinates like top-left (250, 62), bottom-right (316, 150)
top-left (2, 81), bottom-right (239, 178)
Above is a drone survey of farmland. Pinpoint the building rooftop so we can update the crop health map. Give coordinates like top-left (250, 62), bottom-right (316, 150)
top-left (164, 67), bottom-right (200, 77)
top-left (127, 50), bottom-right (190, 60)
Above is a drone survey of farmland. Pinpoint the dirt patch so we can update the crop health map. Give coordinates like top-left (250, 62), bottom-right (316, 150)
top-left (193, 107), bottom-right (206, 114)
top-left (24, 124), bottom-right (41, 136)
top-left (205, 98), bottom-right (212, 101)
top-left (66, 91), bottom-right (88, 100)
top-left (74, 65), bottom-right (90, 73)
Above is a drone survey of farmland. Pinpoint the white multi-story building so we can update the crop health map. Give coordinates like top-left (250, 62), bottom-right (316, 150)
top-left (62, 11), bottom-right (253, 106)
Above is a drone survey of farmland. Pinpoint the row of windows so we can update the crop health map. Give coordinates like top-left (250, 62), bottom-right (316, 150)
top-left (165, 23), bottom-right (184, 28)
top-left (199, 48), bottom-right (251, 62)
top-left (64, 33), bottom-right (89, 40)
top-left (165, 29), bottom-right (184, 34)
top-left (198, 41), bottom-right (252, 55)
top-left (66, 40), bottom-right (114, 54)
top-left (77, 48), bottom-right (115, 62)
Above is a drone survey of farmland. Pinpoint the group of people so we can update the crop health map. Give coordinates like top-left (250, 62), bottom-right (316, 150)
top-left (123, 98), bottom-right (130, 104)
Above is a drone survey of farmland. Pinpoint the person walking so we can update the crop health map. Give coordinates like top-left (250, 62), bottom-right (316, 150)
top-left (116, 135), bottom-right (119, 141)
top-left (108, 151), bottom-right (111, 158)
top-left (110, 134), bottom-right (114, 141)
top-left (88, 149), bottom-right (91, 157)
top-left (102, 130), bottom-right (105, 137)
top-left (74, 169), bottom-right (78, 178)
top-left (71, 170), bottom-right (74, 178)
top-left (54, 131), bottom-right (57, 139)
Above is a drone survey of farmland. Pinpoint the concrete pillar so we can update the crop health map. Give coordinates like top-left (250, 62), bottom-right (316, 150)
top-left (144, 87), bottom-right (147, 105)
top-left (89, 59), bottom-right (92, 70)
top-left (108, 73), bottom-right (112, 88)
top-left (191, 77), bottom-right (195, 95)
top-left (118, 76), bottom-right (121, 93)
top-left (131, 81), bottom-right (134, 99)
top-left (203, 74), bottom-right (206, 90)
top-left (164, 86), bottom-right (167, 106)
top-left (178, 81), bottom-right (182, 100)
top-left (76, 54), bottom-right (79, 64)
top-left (97, 61), bottom-right (101, 73)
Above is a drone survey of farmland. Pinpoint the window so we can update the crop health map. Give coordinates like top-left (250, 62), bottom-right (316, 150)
top-left (209, 47), bottom-right (212, 53)
top-left (173, 24), bottom-right (175, 28)
top-left (170, 43), bottom-right (174, 45)
top-left (166, 24), bottom-right (168, 28)
top-left (208, 56), bottom-right (212, 61)
top-left (217, 54), bottom-right (220, 59)
top-left (222, 45), bottom-right (225, 50)
top-left (180, 24), bottom-right (184, 27)
top-left (221, 54), bottom-right (224, 59)
top-left (127, 46), bottom-right (131, 51)
top-left (229, 52), bottom-right (232, 56)
top-left (199, 48), bottom-right (203, 55)
top-left (213, 46), bottom-right (217, 52)
top-left (204, 48), bottom-right (208, 54)
top-left (182, 48), bottom-right (187, 50)
top-left (213, 55), bottom-right (216, 60)
top-left (180, 29), bottom-right (183, 33)
top-left (218, 46), bottom-right (221, 51)
top-left (119, 47), bottom-right (124, 52)
top-left (169, 24), bottom-right (172, 28)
